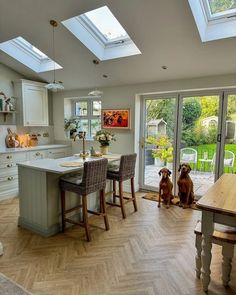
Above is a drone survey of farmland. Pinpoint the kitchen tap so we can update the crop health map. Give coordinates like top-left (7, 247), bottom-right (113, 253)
top-left (73, 131), bottom-right (87, 160)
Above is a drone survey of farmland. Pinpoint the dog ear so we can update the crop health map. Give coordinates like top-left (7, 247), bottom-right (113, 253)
top-left (168, 169), bottom-right (172, 176)
top-left (187, 164), bottom-right (192, 172)
top-left (158, 169), bottom-right (162, 176)
top-left (178, 164), bottom-right (182, 172)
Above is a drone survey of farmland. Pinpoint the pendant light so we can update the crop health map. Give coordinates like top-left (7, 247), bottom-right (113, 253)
top-left (45, 20), bottom-right (64, 92)
top-left (88, 59), bottom-right (103, 96)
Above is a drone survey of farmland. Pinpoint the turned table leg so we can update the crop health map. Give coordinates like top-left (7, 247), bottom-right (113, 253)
top-left (222, 242), bottom-right (234, 287)
top-left (201, 211), bottom-right (214, 292)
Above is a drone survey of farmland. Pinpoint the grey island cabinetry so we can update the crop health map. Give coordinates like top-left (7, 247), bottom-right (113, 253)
top-left (17, 155), bottom-right (120, 237)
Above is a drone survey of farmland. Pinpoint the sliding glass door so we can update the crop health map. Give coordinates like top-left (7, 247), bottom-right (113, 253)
top-left (178, 94), bottom-right (221, 198)
top-left (140, 96), bottom-right (177, 191)
top-left (140, 91), bottom-right (234, 198)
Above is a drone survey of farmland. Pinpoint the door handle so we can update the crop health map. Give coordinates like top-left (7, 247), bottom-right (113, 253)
top-left (140, 137), bottom-right (145, 149)
top-left (217, 134), bottom-right (221, 142)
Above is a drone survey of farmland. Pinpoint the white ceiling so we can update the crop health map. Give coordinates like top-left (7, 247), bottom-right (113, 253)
top-left (1, 0), bottom-right (236, 91)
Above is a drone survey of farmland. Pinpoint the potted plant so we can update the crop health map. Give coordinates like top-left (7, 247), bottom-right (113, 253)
top-left (147, 135), bottom-right (173, 167)
top-left (64, 117), bottom-right (80, 138)
top-left (94, 129), bottom-right (116, 154)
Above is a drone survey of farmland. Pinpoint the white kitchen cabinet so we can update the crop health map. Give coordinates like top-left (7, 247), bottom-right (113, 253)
top-left (29, 150), bottom-right (47, 160)
top-left (47, 148), bottom-right (70, 159)
top-left (0, 152), bottom-right (27, 200)
top-left (14, 79), bottom-right (48, 126)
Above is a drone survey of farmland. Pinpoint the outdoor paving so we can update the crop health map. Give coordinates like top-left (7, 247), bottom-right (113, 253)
top-left (144, 164), bottom-right (214, 197)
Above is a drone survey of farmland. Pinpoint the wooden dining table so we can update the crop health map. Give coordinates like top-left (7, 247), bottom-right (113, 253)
top-left (196, 174), bottom-right (236, 292)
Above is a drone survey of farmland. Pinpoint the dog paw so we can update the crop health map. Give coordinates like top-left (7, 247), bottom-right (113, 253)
top-left (158, 204), bottom-right (161, 208)
top-left (166, 205), bottom-right (170, 209)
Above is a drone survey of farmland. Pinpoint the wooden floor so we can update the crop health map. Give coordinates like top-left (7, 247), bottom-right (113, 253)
top-left (0, 193), bottom-right (235, 295)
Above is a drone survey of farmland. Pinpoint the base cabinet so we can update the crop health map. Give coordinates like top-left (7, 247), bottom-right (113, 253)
top-left (0, 152), bottom-right (27, 200)
top-left (0, 146), bottom-right (71, 200)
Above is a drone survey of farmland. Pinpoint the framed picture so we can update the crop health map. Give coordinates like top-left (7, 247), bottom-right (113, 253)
top-left (101, 109), bottom-right (130, 129)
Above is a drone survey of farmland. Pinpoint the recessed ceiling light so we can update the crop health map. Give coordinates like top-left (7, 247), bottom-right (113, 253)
top-left (161, 66), bottom-right (168, 70)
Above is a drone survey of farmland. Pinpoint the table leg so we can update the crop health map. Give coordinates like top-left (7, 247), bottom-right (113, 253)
top-left (201, 211), bottom-right (214, 292)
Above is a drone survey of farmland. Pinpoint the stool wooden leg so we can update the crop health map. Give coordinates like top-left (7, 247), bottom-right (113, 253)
top-left (113, 180), bottom-right (116, 203)
top-left (195, 234), bottom-right (202, 279)
top-left (131, 177), bottom-right (138, 212)
top-left (221, 242), bottom-right (234, 287)
top-left (119, 181), bottom-right (126, 219)
top-left (82, 195), bottom-right (91, 242)
top-left (101, 189), bottom-right (109, 231)
top-left (61, 190), bottom-right (66, 232)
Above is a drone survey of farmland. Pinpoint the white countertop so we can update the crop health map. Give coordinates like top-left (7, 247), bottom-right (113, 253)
top-left (17, 154), bottom-right (120, 174)
top-left (0, 144), bottom-right (70, 154)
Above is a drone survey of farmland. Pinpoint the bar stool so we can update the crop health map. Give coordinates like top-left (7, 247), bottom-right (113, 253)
top-left (106, 153), bottom-right (137, 218)
top-left (60, 158), bottom-right (109, 242)
top-left (194, 220), bottom-right (236, 287)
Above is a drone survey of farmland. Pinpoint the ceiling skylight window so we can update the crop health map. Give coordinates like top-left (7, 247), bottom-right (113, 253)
top-left (84, 6), bottom-right (128, 41)
top-left (188, 0), bottom-right (236, 41)
top-left (62, 5), bottom-right (141, 61)
top-left (0, 36), bottom-right (62, 73)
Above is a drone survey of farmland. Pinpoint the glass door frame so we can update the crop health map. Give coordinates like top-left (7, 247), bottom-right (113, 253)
top-left (139, 93), bottom-right (179, 194)
top-left (139, 89), bottom-right (234, 196)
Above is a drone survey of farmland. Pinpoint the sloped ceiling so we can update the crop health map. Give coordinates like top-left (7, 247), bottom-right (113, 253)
top-left (1, 0), bottom-right (236, 91)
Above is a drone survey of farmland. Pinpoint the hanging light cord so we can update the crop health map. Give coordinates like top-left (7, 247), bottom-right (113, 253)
top-left (52, 21), bottom-right (56, 83)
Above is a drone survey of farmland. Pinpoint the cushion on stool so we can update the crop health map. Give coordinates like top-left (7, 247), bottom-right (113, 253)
top-left (60, 172), bottom-right (83, 185)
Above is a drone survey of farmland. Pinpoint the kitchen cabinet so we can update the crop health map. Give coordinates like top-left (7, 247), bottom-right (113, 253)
top-left (0, 145), bottom-right (71, 200)
top-left (0, 152), bottom-right (27, 200)
top-left (47, 148), bottom-right (69, 159)
top-left (14, 79), bottom-right (48, 126)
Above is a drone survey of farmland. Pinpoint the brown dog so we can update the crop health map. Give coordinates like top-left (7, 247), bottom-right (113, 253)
top-left (177, 163), bottom-right (194, 209)
top-left (158, 168), bottom-right (173, 208)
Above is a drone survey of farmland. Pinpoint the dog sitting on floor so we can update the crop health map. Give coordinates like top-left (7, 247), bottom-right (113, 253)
top-left (177, 163), bottom-right (194, 209)
top-left (158, 168), bottom-right (173, 208)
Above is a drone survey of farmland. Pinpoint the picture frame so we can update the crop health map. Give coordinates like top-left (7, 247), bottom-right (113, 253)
top-left (101, 109), bottom-right (130, 129)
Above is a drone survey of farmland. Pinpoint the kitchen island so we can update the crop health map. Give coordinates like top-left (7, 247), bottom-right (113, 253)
top-left (17, 155), bottom-right (120, 237)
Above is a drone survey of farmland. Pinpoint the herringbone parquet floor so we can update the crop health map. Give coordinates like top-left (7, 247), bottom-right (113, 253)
top-left (0, 193), bottom-right (235, 295)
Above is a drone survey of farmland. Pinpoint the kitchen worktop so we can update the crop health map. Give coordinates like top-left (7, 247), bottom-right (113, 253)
top-left (0, 144), bottom-right (70, 154)
top-left (17, 154), bottom-right (120, 174)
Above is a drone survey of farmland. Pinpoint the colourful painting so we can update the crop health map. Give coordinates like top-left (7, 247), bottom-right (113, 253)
top-left (102, 109), bottom-right (130, 129)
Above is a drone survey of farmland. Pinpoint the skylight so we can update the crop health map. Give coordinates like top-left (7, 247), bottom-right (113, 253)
top-left (0, 36), bottom-right (62, 73)
top-left (84, 6), bottom-right (128, 41)
top-left (188, 0), bottom-right (236, 42)
top-left (62, 5), bottom-right (141, 61)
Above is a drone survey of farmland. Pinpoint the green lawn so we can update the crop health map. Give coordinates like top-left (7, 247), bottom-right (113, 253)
top-left (189, 144), bottom-right (236, 172)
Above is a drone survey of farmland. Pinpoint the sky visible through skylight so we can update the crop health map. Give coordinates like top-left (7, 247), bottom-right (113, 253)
top-left (84, 6), bottom-right (128, 41)
top-left (208, 0), bottom-right (236, 15)
top-left (17, 37), bottom-right (48, 59)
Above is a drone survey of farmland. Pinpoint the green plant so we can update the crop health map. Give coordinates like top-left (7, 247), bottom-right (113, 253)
top-left (147, 135), bottom-right (173, 164)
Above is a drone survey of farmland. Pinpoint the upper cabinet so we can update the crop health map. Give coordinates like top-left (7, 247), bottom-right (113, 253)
top-left (14, 79), bottom-right (49, 126)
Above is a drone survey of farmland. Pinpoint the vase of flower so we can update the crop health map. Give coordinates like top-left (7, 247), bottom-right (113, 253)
top-left (100, 145), bottom-right (109, 155)
top-left (95, 130), bottom-right (116, 154)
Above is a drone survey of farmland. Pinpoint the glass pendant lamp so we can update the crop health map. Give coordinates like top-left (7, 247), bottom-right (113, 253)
top-left (45, 20), bottom-right (65, 92)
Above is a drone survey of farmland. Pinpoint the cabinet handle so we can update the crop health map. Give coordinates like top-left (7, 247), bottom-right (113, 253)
top-left (7, 164), bottom-right (13, 168)
top-left (35, 152), bottom-right (40, 156)
top-left (6, 155), bottom-right (12, 159)
top-left (7, 176), bottom-right (14, 181)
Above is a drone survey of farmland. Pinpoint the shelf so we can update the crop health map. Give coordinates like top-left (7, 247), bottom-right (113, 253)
top-left (0, 111), bottom-right (16, 122)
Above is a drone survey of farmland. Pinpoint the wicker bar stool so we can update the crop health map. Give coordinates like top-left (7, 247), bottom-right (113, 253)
top-left (60, 158), bottom-right (109, 242)
top-left (106, 153), bottom-right (137, 218)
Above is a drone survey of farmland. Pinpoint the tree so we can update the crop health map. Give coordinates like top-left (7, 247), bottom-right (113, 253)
top-left (209, 0), bottom-right (236, 14)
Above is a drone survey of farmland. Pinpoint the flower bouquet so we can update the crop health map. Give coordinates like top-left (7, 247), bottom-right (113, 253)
top-left (64, 118), bottom-right (80, 138)
top-left (94, 130), bottom-right (116, 155)
top-left (94, 130), bottom-right (116, 146)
